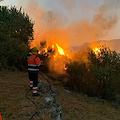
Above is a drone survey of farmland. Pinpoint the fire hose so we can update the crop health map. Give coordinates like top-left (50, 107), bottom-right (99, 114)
top-left (26, 88), bottom-right (38, 120)
top-left (26, 72), bottom-right (60, 120)
top-left (38, 72), bottom-right (59, 94)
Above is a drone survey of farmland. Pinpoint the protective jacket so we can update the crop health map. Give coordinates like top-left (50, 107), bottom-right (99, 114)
top-left (27, 54), bottom-right (41, 71)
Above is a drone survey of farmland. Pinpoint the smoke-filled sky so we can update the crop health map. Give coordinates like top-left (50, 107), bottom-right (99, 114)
top-left (1, 0), bottom-right (120, 47)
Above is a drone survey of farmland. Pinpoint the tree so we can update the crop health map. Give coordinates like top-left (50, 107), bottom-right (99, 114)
top-left (0, 6), bottom-right (34, 70)
top-left (87, 46), bottom-right (120, 100)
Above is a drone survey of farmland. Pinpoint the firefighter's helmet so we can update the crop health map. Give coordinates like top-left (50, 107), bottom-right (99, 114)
top-left (32, 47), bottom-right (39, 54)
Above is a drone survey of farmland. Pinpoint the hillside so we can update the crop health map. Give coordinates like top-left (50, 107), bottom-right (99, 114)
top-left (72, 39), bottom-right (120, 53)
top-left (0, 71), bottom-right (120, 120)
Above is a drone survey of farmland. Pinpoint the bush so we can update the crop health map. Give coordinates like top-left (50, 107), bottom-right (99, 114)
top-left (66, 46), bottom-right (120, 100)
top-left (66, 58), bottom-right (87, 92)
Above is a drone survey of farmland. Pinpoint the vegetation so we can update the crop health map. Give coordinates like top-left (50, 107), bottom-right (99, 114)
top-left (0, 5), bottom-right (120, 101)
top-left (0, 3), bottom-right (120, 120)
top-left (0, 6), bottom-right (34, 70)
top-left (66, 46), bottom-right (120, 100)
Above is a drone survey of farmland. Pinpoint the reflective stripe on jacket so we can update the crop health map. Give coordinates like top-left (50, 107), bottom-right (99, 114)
top-left (27, 54), bottom-right (41, 71)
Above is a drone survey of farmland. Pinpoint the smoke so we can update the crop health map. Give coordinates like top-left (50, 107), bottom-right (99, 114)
top-left (18, 0), bottom-right (119, 47)
top-left (17, 0), bottom-right (120, 74)
top-left (92, 2), bottom-right (118, 39)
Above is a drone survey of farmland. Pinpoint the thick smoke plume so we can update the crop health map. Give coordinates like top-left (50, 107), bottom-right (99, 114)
top-left (18, 0), bottom-right (119, 47)
top-left (18, 0), bottom-right (119, 74)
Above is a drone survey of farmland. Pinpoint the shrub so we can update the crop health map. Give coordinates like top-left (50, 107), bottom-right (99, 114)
top-left (88, 46), bottom-right (120, 100)
top-left (66, 46), bottom-right (120, 100)
top-left (66, 58), bottom-right (87, 92)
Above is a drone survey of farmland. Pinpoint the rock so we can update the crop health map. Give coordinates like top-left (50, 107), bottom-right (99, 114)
top-left (37, 80), bottom-right (63, 119)
top-left (65, 89), bottom-right (71, 93)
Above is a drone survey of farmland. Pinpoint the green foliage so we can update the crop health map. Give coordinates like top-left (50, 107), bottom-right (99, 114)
top-left (0, 6), bottom-right (34, 70)
top-left (66, 60), bottom-right (87, 91)
top-left (66, 46), bottom-right (120, 100)
top-left (88, 46), bottom-right (120, 100)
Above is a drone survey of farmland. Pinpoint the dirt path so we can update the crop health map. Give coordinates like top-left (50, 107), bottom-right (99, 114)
top-left (0, 71), bottom-right (120, 120)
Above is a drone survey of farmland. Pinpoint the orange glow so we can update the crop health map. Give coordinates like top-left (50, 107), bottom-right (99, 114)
top-left (0, 113), bottom-right (2, 120)
top-left (30, 39), bottom-right (70, 74)
top-left (44, 48), bottom-right (48, 53)
top-left (93, 47), bottom-right (101, 54)
top-left (51, 44), bottom-right (70, 74)
top-left (56, 44), bottom-right (65, 55)
top-left (37, 43), bottom-right (70, 75)
top-left (52, 45), bottom-right (54, 49)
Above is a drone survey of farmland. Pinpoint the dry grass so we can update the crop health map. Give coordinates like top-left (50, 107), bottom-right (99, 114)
top-left (0, 71), bottom-right (120, 120)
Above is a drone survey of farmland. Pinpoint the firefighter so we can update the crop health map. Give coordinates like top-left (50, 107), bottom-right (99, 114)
top-left (27, 47), bottom-right (42, 96)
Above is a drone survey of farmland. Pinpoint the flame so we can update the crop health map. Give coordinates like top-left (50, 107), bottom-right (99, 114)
top-left (45, 43), bottom-right (70, 74)
top-left (32, 41), bottom-right (70, 74)
top-left (93, 47), bottom-right (100, 54)
top-left (44, 48), bottom-right (47, 53)
top-left (56, 44), bottom-right (65, 55)
top-left (52, 44), bottom-right (70, 73)
top-left (52, 45), bottom-right (54, 49)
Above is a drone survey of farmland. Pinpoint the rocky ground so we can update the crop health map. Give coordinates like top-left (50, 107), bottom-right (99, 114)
top-left (0, 71), bottom-right (120, 120)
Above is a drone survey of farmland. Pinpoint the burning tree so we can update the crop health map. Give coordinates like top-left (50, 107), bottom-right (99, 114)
top-left (38, 40), bottom-right (70, 75)
top-left (87, 46), bottom-right (120, 99)
top-left (66, 46), bottom-right (120, 100)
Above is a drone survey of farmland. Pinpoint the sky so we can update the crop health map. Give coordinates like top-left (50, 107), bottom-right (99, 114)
top-left (1, 0), bottom-right (120, 47)
top-left (0, 0), bottom-right (105, 22)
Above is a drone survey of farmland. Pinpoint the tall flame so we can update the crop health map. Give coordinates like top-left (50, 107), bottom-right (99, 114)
top-left (32, 41), bottom-right (70, 74)
top-left (56, 44), bottom-right (65, 55)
